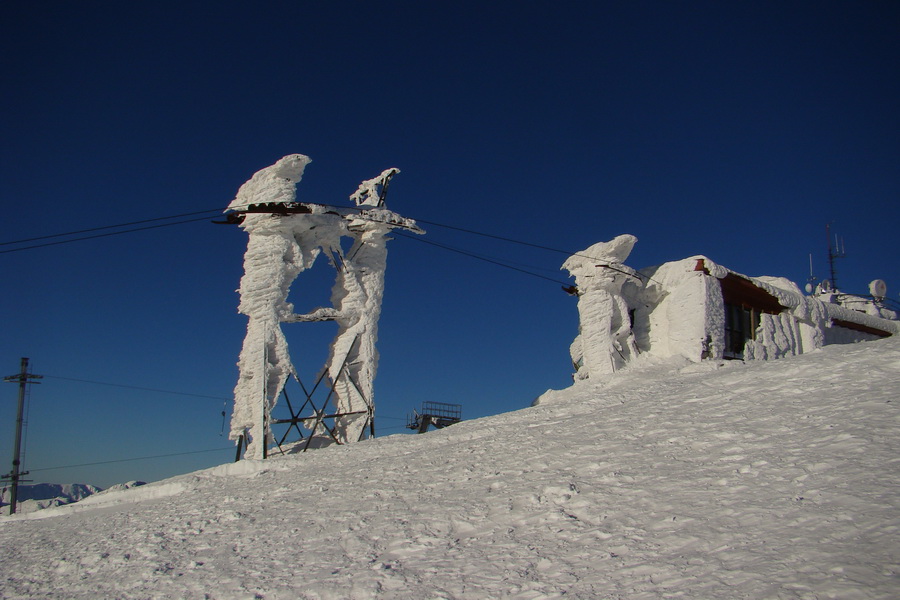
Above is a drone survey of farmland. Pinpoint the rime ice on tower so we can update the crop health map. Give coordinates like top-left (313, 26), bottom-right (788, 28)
top-left (229, 155), bottom-right (321, 458)
top-left (563, 235), bottom-right (642, 379)
top-left (227, 156), bottom-right (421, 459)
top-left (325, 170), bottom-right (400, 444)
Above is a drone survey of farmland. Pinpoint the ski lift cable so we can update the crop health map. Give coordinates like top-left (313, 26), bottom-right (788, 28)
top-left (0, 201), bottom-right (648, 285)
top-left (398, 230), bottom-right (566, 275)
top-left (1, 202), bottom-right (631, 280)
top-left (1, 209), bottom-right (651, 291)
top-left (283, 202), bottom-right (653, 282)
top-left (2, 201), bottom-right (818, 290)
top-left (409, 218), bottom-right (657, 284)
top-left (0, 203), bottom-right (592, 287)
top-left (393, 231), bottom-right (573, 287)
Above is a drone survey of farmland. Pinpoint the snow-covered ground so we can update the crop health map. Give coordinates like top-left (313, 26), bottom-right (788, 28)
top-left (1, 338), bottom-right (897, 599)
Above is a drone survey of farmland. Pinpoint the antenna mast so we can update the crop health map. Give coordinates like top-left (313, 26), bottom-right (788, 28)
top-left (826, 223), bottom-right (846, 291)
top-left (806, 253), bottom-right (817, 293)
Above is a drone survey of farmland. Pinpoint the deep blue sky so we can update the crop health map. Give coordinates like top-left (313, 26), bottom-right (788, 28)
top-left (2, 2), bottom-right (898, 488)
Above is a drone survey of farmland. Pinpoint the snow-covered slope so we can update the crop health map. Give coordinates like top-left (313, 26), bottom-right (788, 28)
top-left (1, 339), bottom-right (898, 599)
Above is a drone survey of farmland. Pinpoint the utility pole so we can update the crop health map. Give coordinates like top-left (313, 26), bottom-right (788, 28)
top-left (2, 358), bottom-right (41, 515)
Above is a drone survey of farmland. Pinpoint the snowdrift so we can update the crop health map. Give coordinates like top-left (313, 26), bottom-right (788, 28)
top-left (1, 338), bottom-right (898, 599)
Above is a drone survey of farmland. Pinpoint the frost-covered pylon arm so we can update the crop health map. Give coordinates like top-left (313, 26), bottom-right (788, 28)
top-left (350, 168), bottom-right (399, 208)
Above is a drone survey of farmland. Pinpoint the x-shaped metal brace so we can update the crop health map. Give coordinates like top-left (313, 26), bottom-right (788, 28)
top-left (268, 333), bottom-right (373, 454)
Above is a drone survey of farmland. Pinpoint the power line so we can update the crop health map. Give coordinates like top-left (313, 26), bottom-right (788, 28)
top-left (26, 420), bottom-right (413, 474)
top-left (414, 217), bottom-right (575, 258)
top-left (41, 375), bottom-right (421, 428)
top-left (42, 375), bottom-right (230, 401)
top-left (0, 208), bottom-right (225, 247)
top-left (0, 215), bottom-right (216, 254)
top-left (0, 204), bottom-right (580, 286)
top-left (28, 447), bottom-right (234, 473)
top-left (394, 231), bottom-right (573, 287)
top-left (1, 201), bottom-right (651, 285)
top-left (0, 202), bottom-right (569, 263)
top-left (27, 418), bottom-right (414, 473)
top-left (0, 201), bottom-right (325, 251)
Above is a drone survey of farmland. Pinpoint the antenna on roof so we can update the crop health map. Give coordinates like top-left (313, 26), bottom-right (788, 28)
top-left (826, 222), bottom-right (846, 292)
top-left (805, 253), bottom-right (818, 294)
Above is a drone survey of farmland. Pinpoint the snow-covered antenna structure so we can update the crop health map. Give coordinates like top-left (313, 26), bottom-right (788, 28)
top-left (221, 155), bottom-right (423, 460)
top-left (826, 222), bottom-right (846, 292)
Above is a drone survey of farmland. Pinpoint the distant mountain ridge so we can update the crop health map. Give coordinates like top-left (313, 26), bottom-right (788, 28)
top-left (1, 483), bottom-right (100, 504)
top-left (1, 482), bottom-right (146, 514)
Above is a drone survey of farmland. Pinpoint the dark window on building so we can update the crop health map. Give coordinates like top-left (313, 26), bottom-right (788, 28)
top-left (694, 264), bottom-right (787, 361)
top-left (723, 303), bottom-right (760, 360)
top-left (717, 273), bottom-right (785, 360)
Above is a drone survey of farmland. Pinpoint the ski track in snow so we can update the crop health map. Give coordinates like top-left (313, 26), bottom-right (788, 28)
top-left (1, 339), bottom-right (898, 599)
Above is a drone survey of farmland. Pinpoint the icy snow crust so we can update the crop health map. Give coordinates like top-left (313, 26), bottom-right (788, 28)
top-left (2, 338), bottom-right (898, 599)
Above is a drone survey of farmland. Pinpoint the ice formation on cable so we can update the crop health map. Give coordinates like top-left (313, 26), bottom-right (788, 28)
top-left (228, 156), bottom-right (420, 459)
top-left (227, 154), bottom-right (311, 210)
top-left (563, 235), bottom-right (641, 379)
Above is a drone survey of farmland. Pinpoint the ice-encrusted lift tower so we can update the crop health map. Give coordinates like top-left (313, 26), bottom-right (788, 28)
top-left (223, 154), bottom-right (423, 460)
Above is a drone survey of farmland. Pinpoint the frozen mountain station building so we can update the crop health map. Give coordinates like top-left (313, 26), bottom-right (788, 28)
top-left (564, 235), bottom-right (899, 380)
top-left (224, 154), bottom-right (422, 459)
